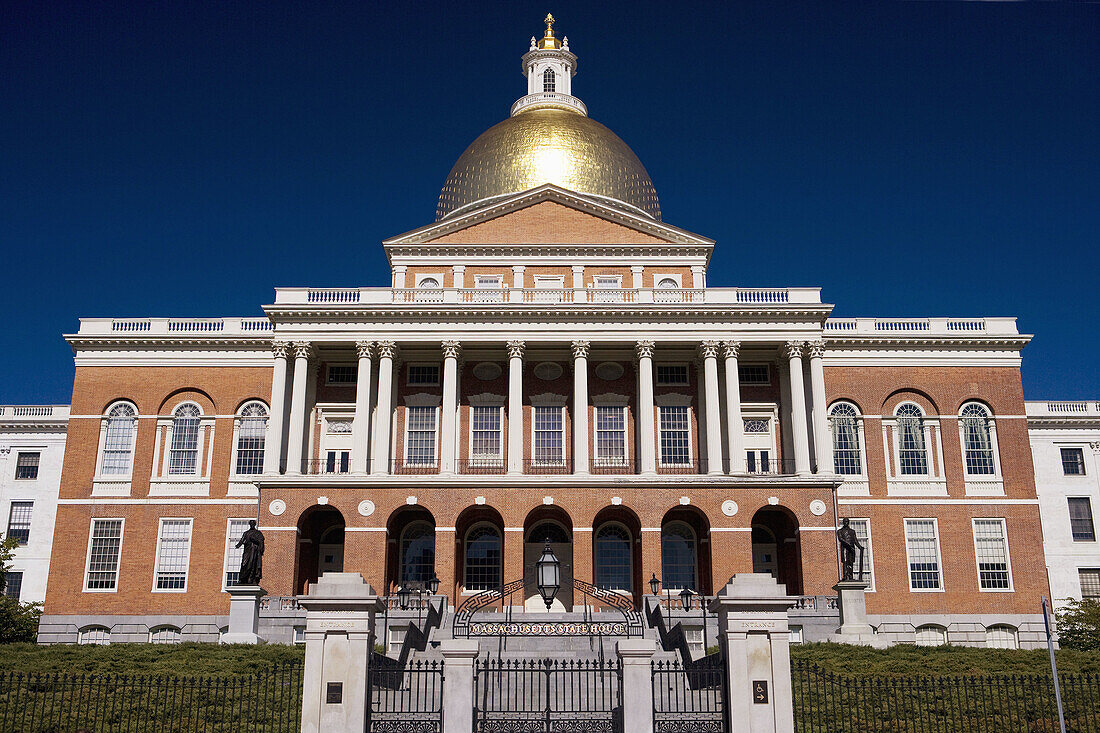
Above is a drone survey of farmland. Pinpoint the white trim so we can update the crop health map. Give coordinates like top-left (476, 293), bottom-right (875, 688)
top-left (839, 498), bottom-right (1039, 505)
top-left (971, 517), bottom-right (1014, 593)
top-left (846, 518), bottom-right (876, 592)
top-left (468, 403), bottom-right (504, 467)
top-left (656, 400), bottom-right (694, 468)
top-left (403, 402), bottom-right (439, 468)
top-left (221, 518), bottom-right (253, 591)
top-left (530, 403), bottom-right (567, 467)
top-left (83, 517), bottom-right (125, 593)
top-left (151, 517), bottom-right (193, 593)
top-left (60, 498), bottom-right (259, 505)
top-left (229, 400), bottom-right (269, 479)
top-left (345, 527), bottom-right (388, 532)
top-left (593, 403), bottom-right (628, 468)
top-left (903, 517), bottom-right (945, 593)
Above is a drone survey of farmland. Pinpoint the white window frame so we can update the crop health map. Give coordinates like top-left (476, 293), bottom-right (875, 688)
top-left (94, 400), bottom-right (138, 486)
top-left (593, 397), bottom-right (629, 467)
top-left (903, 517), bottom-right (945, 593)
top-left (229, 400), bottom-right (268, 478)
top-left (406, 363), bottom-right (441, 386)
top-left (79, 626), bottom-right (111, 645)
top-left (829, 401), bottom-right (868, 480)
top-left (958, 402), bottom-right (1004, 496)
top-left (655, 363), bottom-right (689, 387)
top-left (655, 274), bottom-right (682, 289)
top-left (884, 403), bottom-right (946, 495)
top-left (656, 394), bottom-right (694, 467)
top-left (914, 624), bottom-right (948, 647)
top-left (83, 517), bottom-right (125, 593)
top-left (151, 517), bottom-right (194, 593)
top-left (532, 275), bottom-right (566, 303)
top-left (149, 625), bottom-right (183, 644)
top-left (737, 364), bottom-right (772, 386)
top-left (415, 273), bottom-right (444, 288)
top-left (985, 624), bottom-right (1018, 650)
top-left (971, 518), bottom-right (1013, 592)
top-left (846, 518), bottom-right (876, 592)
top-left (1060, 446), bottom-right (1088, 476)
top-left (468, 399), bottom-right (504, 466)
top-left (472, 275), bottom-right (505, 303)
top-left (222, 518), bottom-right (253, 590)
top-left (403, 397), bottom-right (440, 467)
top-left (325, 363), bottom-right (358, 386)
top-left (153, 401), bottom-right (213, 484)
top-left (530, 398), bottom-right (567, 467)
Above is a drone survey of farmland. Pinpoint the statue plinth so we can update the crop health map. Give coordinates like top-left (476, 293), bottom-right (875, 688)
top-left (830, 579), bottom-right (885, 648)
top-left (221, 585), bottom-right (266, 644)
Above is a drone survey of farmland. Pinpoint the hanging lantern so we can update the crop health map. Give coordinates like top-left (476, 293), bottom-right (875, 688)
top-left (649, 573), bottom-right (661, 596)
top-left (428, 574), bottom-right (441, 596)
top-left (535, 542), bottom-right (561, 610)
top-left (397, 584), bottom-right (412, 610)
top-left (679, 586), bottom-right (694, 612)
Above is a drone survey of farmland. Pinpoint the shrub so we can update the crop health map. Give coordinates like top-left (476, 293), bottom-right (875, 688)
top-left (1055, 598), bottom-right (1100, 651)
top-left (0, 535), bottom-right (41, 643)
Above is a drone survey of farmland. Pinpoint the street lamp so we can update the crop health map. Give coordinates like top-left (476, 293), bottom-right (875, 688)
top-left (649, 573), bottom-right (660, 597)
top-left (397, 584), bottom-right (412, 611)
top-left (679, 586), bottom-right (694, 612)
top-left (536, 542), bottom-right (561, 611)
top-left (428, 573), bottom-right (441, 596)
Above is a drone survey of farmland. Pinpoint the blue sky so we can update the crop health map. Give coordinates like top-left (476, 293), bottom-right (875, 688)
top-left (1, 1), bottom-right (1098, 403)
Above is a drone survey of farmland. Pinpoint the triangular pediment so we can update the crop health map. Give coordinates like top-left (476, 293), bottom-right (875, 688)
top-left (383, 185), bottom-right (713, 248)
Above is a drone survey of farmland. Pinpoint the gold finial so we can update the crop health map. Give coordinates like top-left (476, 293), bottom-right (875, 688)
top-left (544, 13), bottom-right (556, 37)
top-left (538, 13), bottom-right (561, 49)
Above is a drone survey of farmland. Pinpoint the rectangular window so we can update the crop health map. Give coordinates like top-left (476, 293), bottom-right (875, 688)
top-left (973, 519), bottom-right (1012, 590)
top-left (595, 406), bottom-right (627, 466)
top-left (326, 450), bottom-right (350, 473)
top-left (1062, 447), bottom-right (1086, 476)
top-left (737, 365), bottom-right (770, 386)
top-left (659, 406), bottom-right (691, 466)
top-left (533, 406), bottom-right (565, 465)
top-left (405, 407), bottom-right (437, 465)
top-left (223, 519), bottom-right (251, 587)
top-left (1069, 497), bottom-right (1096, 541)
top-left (1080, 569), bottom-right (1100, 600)
top-left (407, 365), bottom-right (440, 386)
top-left (15, 452), bottom-right (39, 480)
top-left (473, 276), bottom-right (504, 302)
top-left (655, 364), bottom-right (689, 386)
top-left (167, 419), bottom-right (200, 475)
top-left (6, 501), bottom-right (32, 545)
top-left (746, 450), bottom-right (770, 473)
top-left (904, 519), bottom-right (942, 591)
top-left (234, 414), bottom-right (266, 475)
top-left (847, 519), bottom-right (874, 591)
top-left (326, 365), bottom-right (357, 385)
top-left (470, 406), bottom-right (502, 463)
top-left (591, 276), bottom-right (623, 302)
top-left (154, 519), bottom-right (193, 591)
top-left (85, 519), bottom-right (123, 591)
top-left (2, 571), bottom-right (21, 600)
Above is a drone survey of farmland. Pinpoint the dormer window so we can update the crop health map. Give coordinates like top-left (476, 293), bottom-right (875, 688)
top-left (543, 69), bottom-right (556, 92)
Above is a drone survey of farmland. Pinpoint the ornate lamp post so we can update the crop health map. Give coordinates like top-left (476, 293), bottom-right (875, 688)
top-left (536, 542), bottom-right (561, 611)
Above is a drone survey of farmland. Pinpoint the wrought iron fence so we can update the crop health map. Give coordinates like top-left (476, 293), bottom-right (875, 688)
top-left (474, 657), bottom-right (623, 732)
top-left (792, 661), bottom-right (1100, 733)
top-left (652, 658), bottom-right (727, 732)
top-left (367, 659), bottom-right (443, 733)
top-left (0, 664), bottom-right (303, 733)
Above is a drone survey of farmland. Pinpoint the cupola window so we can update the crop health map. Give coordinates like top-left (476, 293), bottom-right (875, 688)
top-left (542, 68), bottom-right (556, 92)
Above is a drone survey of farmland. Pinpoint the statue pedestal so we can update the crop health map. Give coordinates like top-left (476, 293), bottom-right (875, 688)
top-left (222, 585), bottom-right (266, 644)
top-left (830, 580), bottom-right (885, 647)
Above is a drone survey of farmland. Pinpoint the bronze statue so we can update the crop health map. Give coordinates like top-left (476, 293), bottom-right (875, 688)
top-left (836, 518), bottom-right (864, 582)
top-left (235, 520), bottom-right (265, 586)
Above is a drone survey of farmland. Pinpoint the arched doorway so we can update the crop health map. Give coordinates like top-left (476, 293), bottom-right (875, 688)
top-left (455, 505), bottom-right (505, 596)
top-left (295, 505), bottom-right (346, 594)
top-left (593, 504), bottom-right (642, 607)
top-left (523, 506), bottom-right (573, 612)
top-left (750, 506), bottom-right (803, 595)
top-left (660, 507), bottom-right (712, 595)
top-left (385, 507), bottom-right (436, 595)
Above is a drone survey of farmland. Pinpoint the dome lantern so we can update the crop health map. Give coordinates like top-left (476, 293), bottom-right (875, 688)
top-left (513, 14), bottom-right (584, 117)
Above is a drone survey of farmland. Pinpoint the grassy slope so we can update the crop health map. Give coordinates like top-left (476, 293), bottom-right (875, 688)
top-left (0, 642), bottom-right (305, 677)
top-left (792, 642), bottom-right (1100, 677)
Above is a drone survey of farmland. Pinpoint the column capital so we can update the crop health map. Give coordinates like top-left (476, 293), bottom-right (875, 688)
top-left (376, 341), bottom-right (399, 360)
top-left (698, 341), bottom-right (721, 360)
top-left (506, 340), bottom-right (526, 359)
top-left (630, 265), bottom-right (644, 273)
top-left (571, 340), bottom-right (591, 359)
top-left (355, 340), bottom-right (375, 360)
top-left (784, 341), bottom-right (804, 359)
top-left (807, 340), bottom-right (827, 359)
top-left (292, 341), bottom-right (314, 360)
top-left (571, 265), bottom-right (585, 274)
top-left (272, 340), bottom-right (291, 359)
top-left (722, 340), bottom-right (741, 359)
top-left (512, 265), bottom-right (526, 273)
top-left (442, 340), bottom-right (462, 359)
top-left (635, 340), bottom-right (655, 359)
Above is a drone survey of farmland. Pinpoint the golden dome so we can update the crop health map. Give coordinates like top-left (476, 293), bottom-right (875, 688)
top-left (436, 108), bottom-right (661, 221)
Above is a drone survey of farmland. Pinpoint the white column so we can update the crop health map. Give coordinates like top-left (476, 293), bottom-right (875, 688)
top-left (507, 340), bottom-right (525, 475)
top-left (372, 341), bottom-right (397, 475)
top-left (510, 266), bottom-right (525, 303)
top-left (723, 341), bottom-right (745, 474)
top-left (636, 340), bottom-right (657, 474)
top-left (264, 341), bottom-right (290, 474)
top-left (451, 264), bottom-right (465, 288)
top-left (572, 340), bottom-right (590, 474)
top-left (690, 265), bottom-right (706, 289)
top-left (699, 341), bottom-right (723, 475)
top-left (617, 639), bottom-right (657, 733)
top-left (285, 341), bottom-right (312, 475)
top-left (785, 342), bottom-right (811, 475)
top-left (440, 340), bottom-right (461, 474)
top-left (807, 341), bottom-right (832, 475)
top-left (440, 640), bottom-right (479, 733)
top-left (351, 341), bottom-right (374, 473)
top-left (572, 265), bottom-right (584, 303)
top-left (391, 265), bottom-right (407, 289)
top-left (630, 265), bottom-right (644, 290)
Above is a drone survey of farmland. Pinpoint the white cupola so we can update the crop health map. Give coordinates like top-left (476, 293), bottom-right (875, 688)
top-left (511, 14), bottom-right (587, 117)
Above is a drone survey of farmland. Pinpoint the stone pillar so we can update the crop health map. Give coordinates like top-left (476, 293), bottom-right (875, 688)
top-left (299, 573), bottom-right (384, 733)
top-left (710, 574), bottom-right (798, 733)
top-left (391, 265), bottom-right (407, 289)
top-left (440, 640), bottom-right (479, 733)
top-left (222, 585), bottom-right (265, 644)
top-left (807, 341), bottom-right (832, 475)
top-left (784, 342), bottom-right (811, 476)
top-left (510, 266), bottom-right (525, 303)
top-left (372, 342), bottom-right (397, 475)
top-left (630, 265), bottom-right (644, 290)
top-left (440, 340), bottom-right (461, 474)
top-left (286, 341), bottom-right (313, 475)
top-left (265, 341), bottom-right (290, 474)
top-left (831, 579), bottom-right (883, 647)
top-left (617, 639), bottom-right (657, 733)
top-left (723, 341), bottom-right (745, 474)
top-left (636, 341), bottom-right (657, 474)
top-left (572, 340), bottom-right (590, 474)
top-left (699, 341), bottom-right (723, 475)
top-left (690, 265), bottom-right (706, 289)
top-left (351, 341), bottom-right (374, 473)
top-left (507, 340), bottom-right (525, 474)
top-left (572, 265), bottom-right (585, 303)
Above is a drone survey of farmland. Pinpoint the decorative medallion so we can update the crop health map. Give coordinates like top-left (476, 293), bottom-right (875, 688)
top-left (534, 362), bottom-right (563, 381)
top-left (611, 496), bottom-right (622, 506)
top-left (743, 419), bottom-right (770, 434)
top-left (594, 362), bottom-right (624, 381)
top-left (679, 496), bottom-right (690, 505)
top-left (358, 500), bottom-right (376, 517)
top-left (810, 499), bottom-right (827, 516)
top-left (768, 496), bottom-right (780, 506)
top-left (268, 499), bottom-right (286, 516)
top-left (475, 496), bottom-right (486, 505)
top-left (721, 500), bottom-right (738, 517)
top-left (543, 496), bottom-right (554, 505)
top-left (327, 419), bottom-right (352, 434)
top-left (473, 362), bottom-right (503, 381)
top-left (406, 496), bottom-right (418, 505)
top-left (317, 496), bottom-right (329, 505)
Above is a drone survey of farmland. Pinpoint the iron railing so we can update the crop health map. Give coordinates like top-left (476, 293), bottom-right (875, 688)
top-left (652, 658), bottom-right (727, 732)
top-left (367, 659), bottom-right (443, 733)
top-left (792, 661), bottom-right (1100, 733)
top-left (0, 664), bottom-right (303, 733)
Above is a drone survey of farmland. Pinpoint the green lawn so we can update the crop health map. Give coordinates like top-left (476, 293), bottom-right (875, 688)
top-left (791, 642), bottom-right (1100, 677)
top-left (0, 642), bottom-right (304, 676)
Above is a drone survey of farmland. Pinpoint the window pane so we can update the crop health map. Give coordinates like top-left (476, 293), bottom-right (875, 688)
top-left (86, 519), bottom-right (123, 590)
top-left (595, 406), bottom-right (626, 465)
top-left (79, 626), bottom-right (110, 645)
top-left (896, 406), bottom-right (928, 475)
top-left (168, 405), bottom-right (201, 475)
top-left (235, 404), bottom-right (267, 475)
top-left (595, 524), bottom-right (632, 591)
top-left (465, 526), bottom-right (501, 591)
top-left (400, 523), bottom-right (436, 585)
top-left (661, 523), bottom-right (696, 590)
top-left (2, 571), bottom-right (22, 600)
top-left (973, 519), bottom-right (1010, 590)
top-left (6, 501), bottom-right (32, 545)
top-left (847, 519), bottom-right (874, 590)
top-left (102, 404), bottom-right (136, 475)
top-left (1080, 569), bottom-right (1100, 599)
top-left (408, 365), bottom-right (440, 385)
top-left (905, 519), bottom-right (941, 590)
top-left (1069, 498), bottom-right (1096, 541)
top-left (986, 625), bottom-right (1017, 649)
top-left (471, 406), bottom-right (502, 462)
top-left (655, 365), bottom-right (688, 385)
top-left (961, 405), bottom-right (995, 475)
top-left (1062, 448), bottom-right (1086, 476)
top-left (831, 405), bottom-right (863, 475)
top-left (659, 406), bottom-right (691, 466)
top-left (224, 519), bottom-right (251, 587)
top-left (15, 452), bottom-right (39, 480)
top-left (533, 406), bottom-right (564, 465)
top-left (406, 406), bottom-right (437, 464)
top-left (150, 626), bottom-right (182, 644)
top-left (915, 625), bottom-right (946, 647)
top-left (737, 365), bottom-right (770, 385)
top-left (326, 365), bottom-right (357, 384)
top-left (155, 519), bottom-right (193, 590)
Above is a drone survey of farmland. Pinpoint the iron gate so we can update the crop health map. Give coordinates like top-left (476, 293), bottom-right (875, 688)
top-left (474, 657), bottom-right (623, 732)
top-left (652, 656), bottom-right (728, 732)
top-left (366, 658), bottom-right (444, 732)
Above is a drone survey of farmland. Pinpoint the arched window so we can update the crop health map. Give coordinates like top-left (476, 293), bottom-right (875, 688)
top-left (78, 626), bottom-right (111, 645)
top-left (542, 68), bottom-right (556, 92)
top-left (594, 523), bottom-right (632, 592)
top-left (960, 403), bottom-right (996, 475)
top-left (895, 404), bottom-right (928, 475)
top-left (830, 403), bottom-right (863, 475)
top-left (464, 524), bottom-right (502, 591)
top-left (168, 404), bottom-right (202, 475)
top-left (235, 402), bottom-right (268, 475)
top-left (149, 625), bottom-right (182, 644)
top-left (657, 277), bottom-right (678, 289)
top-left (419, 277), bottom-right (440, 289)
top-left (661, 521), bottom-right (697, 590)
top-left (985, 624), bottom-right (1018, 649)
top-left (528, 521), bottom-right (569, 545)
top-left (914, 624), bottom-right (947, 647)
top-left (101, 402), bottom-right (137, 475)
top-left (400, 521), bottom-right (436, 585)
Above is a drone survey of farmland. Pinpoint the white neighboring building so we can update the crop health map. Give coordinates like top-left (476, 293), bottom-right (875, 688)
top-left (1028, 400), bottom-right (1100, 608)
top-left (0, 405), bottom-right (69, 604)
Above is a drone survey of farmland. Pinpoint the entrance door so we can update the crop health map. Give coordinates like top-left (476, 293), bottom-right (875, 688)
top-left (317, 526), bottom-right (345, 576)
top-left (523, 522), bottom-right (572, 612)
top-left (751, 526), bottom-right (778, 578)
